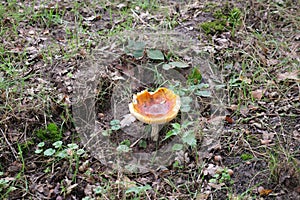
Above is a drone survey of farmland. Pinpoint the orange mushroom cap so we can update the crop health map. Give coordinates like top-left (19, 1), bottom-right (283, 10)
top-left (128, 87), bottom-right (181, 124)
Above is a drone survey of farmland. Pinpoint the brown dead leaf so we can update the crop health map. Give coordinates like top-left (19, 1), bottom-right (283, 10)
top-left (277, 70), bottom-right (299, 81)
top-left (259, 189), bottom-right (272, 197)
top-left (239, 76), bottom-right (252, 84)
top-left (225, 116), bottom-right (234, 124)
top-left (208, 182), bottom-right (225, 190)
top-left (116, 176), bottom-right (136, 189)
top-left (260, 139), bottom-right (272, 145)
top-left (251, 89), bottom-right (264, 100)
top-left (196, 192), bottom-right (210, 200)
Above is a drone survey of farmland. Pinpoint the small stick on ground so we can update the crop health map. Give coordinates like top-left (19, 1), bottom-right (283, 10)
top-left (0, 128), bottom-right (18, 160)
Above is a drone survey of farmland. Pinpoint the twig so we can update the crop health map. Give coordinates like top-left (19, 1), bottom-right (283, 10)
top-left (0, 127), bottom-right (18, 160)
top-left (131, 9), bottom-right (151, 27)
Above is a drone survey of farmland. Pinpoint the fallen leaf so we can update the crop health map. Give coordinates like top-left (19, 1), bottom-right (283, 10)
top-left (239, 76), bottom-right (252, 84)
top-left (196, 192), bottom-right (210, 200)
top-left (260, 139), bottom-right (272, 145)
top-left (259, 189), bottom-right (272, 196)
top-left (277, 70), bottom-right (299, 81)
top-left (208, 182), bottom-right (225, 190)
top-left (120, 114), bottom-right (136, 128)
top-left (251, 89), bottom-right (263, 100)
top-left (116, 176), bottom-right (136, 189)
top-left (225, 116), bottom-right (234, 124)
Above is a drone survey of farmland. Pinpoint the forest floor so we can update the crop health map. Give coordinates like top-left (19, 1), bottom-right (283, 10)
top-left (0, 0), bottom-right (299, 199)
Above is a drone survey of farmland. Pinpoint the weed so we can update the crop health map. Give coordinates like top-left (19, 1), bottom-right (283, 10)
top-left (240, 153), bottom-right (253, 161)
top-left (209, 168), bottom-right (234, 185)
top-left (165, 121), bottom-right (197, 148)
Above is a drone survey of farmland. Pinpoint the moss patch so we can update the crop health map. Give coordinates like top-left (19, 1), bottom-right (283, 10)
top-left (35, 123), bottom-right (62, 142)
top-left (200, 7), bottom-right (242, 35)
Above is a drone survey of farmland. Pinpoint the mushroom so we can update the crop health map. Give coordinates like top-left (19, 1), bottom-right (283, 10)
top-left (128, 87), bottom-right (181, 141)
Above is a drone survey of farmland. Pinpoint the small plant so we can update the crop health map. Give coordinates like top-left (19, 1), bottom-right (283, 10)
top-left (102, 119), bottom-right (121, 136)
top-left (165, 121), bottom-right (197, 148)
top-left (110, 119), bottom-right (121, 131)
top-left (35, 141), bottom-right (85, 159)
top-left (241, 153), bottom-right (253, 161)
top-left (138, 140), bottom-right (147, 149)
top-left (209, 168), bottom-right (234, 185)
top-left (125, 184), bottom-right (152, 198)
top-left (35, 123), bottom-right (62, 142)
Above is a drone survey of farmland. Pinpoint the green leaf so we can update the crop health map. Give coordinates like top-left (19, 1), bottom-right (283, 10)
top-left (56, 149), bottom-right (68, 158)
top-left (169, 61), bottom-right (189, 68)
top-left (138, 140), bottom-right (147, 149)
top-left (110, 119), bottom-right (120, 126)
top-left (147, 49), bottom-right (164, 60)
top-left (76, 149), bottom-right (85, 156)
top-left (125, 40), bottom-right (145, 59)
top-left (67, 143), bottom-right (79, 150)
top-left (182, 131), bottom-right (197, 147)
top-left (180, 96), bottom-right (192, 112)
top-left (52, 141), bottom-right (63, 148)
top-left (120, 139), bottom-right (131, 147)
top-left (93, 186), bottom-right (105, 194)
top-left (35, 149), bottom-right (43, 154)
top-left (44, 148), bottom-right (56, 156)
top-left (188, 67), bottom-right (202, 84)
top-left (117, 145), bottom-right (131, 153)
top-left (194, 90), bottom-right (212, 97)
top-left (125, 185), bottom-right (151, 194)
top-left (111, 125), bottom-right (121, 131)
top-left (125, 187), bottom-right (140, 194)
top-left (162, 63), bottom-right (172, 70)
top-left (172, 143), bottom-right (183, 151)
top-left (102, 129), bottom-right (112, 136)
top-left (180, 105), bottom-right (191, 112)
top-left (171, 123), bottom-right (181, 130)
top-left (164, 129), bottom-right (180, 140)
top-left (37, 142), bottom-right (45, 148)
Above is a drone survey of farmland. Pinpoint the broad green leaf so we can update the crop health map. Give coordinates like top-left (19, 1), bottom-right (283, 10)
top-left (110, 119), bottom-right (120, 126)
top-left (125, 40), bottom-right (145, 59)
top-left (162, 63), bottom-right (172, 70)
top-left (180, 105), bottom-right (191, 112)
top-left (56, 149), bottom-right (68, 158)
top-left (182, 131), bottom-right (197, 147)
top-left (169, 61), bottom-right (189, 68)
top-left (37, 142), bottom-right (45, 148)
top-left (172, 143), bottom-right (183, 151)
top-left (76, 149), bottom-right (85, 155)
top-left (111, 125), bottom-right (121, 131)
top-left (194, 90), bottom-right (212, 97)
top-left (139, 140), bottom-right (147, 149)
top-left (125, 185), bottom-right (151, 194)
top-left (67, 143), bottom-right (79, 150)
top-left (171, 123), bottom-right (181, 130)
top-left (102, 129), bottom-right (112, 136)
top-left (180, 96), bottom-right (192, 112)
top-left (52, 141), bottom-right (63, 148)
top-left (125, 187), bottom-right (139, 194)
top-left (35, 149), bottom-right (43, 154)
top-left (44, 148), bottom-right (56, 156)
top-left (147, 49), bottom-right (164, 60)
top-left (117, 144), bottom-right (131, 153)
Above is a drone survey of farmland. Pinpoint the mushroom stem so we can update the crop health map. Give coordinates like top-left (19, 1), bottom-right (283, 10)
top-left (151, 124), bottom-right (159, 141)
